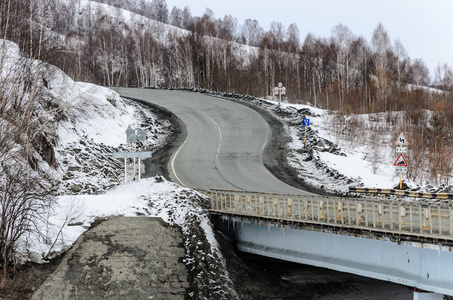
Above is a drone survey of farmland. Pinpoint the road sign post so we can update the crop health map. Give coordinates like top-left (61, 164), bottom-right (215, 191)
top-left (302, 118), bottom-right (310, 147)
top-left (114, 125), bottom-right (150, 184)
top-left (394, 133), bottom-right (409, 189)
top-left (113, 151), bottom-right (152, 183)
top-left (273, 82), bottom-right (286, 110)
top-left (125, 126), bottom-right (147, 179)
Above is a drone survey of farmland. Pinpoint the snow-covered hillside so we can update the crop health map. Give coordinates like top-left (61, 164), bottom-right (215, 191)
top-left (1, 39), bottom-right (235, 297)
top-left (1, 39), bottom-right (173, 195)
top-left (0, 38), bottom-right (170, 255)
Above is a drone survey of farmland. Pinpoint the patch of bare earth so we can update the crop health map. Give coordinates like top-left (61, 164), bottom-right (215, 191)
top-left (0, 256), bottom-right (62, 300)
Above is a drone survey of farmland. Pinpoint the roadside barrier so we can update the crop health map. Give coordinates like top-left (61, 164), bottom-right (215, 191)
top-left (349, 187), bottom-right (453, 200)
top-left (205, 189), bottom-right (453, 242)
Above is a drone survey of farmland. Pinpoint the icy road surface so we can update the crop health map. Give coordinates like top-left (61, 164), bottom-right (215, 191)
top-left (117, 88), bottom-right (309, 194)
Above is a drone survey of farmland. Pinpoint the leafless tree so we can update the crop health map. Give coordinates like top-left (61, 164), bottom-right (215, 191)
top-left (149, 0), bottom-right (168, 24)
top-left (410, 58), bottom-right (430, 87)
top-left (286, 23), bottom-right (300, 53)
top-left (0, 41), bottom-right (56, 286)
top-left (241, 19), bottom-right (264, 46)
top-left (169, 6), bottom-right (182, 28)
top-left (393, 39), bottom-right (408, 89)
top-left (332, 23), bottom-right (354, 109)
top-left (0, 151), bottom-right (53, 286)
top-left (217, 14), bottom-right (237, 41)
top-left (371, 23), bottom-right (391, 113)
top-left (434, 63), bottom-right (453, 91)
top-left (181, 6), bottom-right (192, 30)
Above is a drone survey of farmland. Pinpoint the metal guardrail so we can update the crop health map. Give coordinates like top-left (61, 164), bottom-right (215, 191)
top-left (206, 189), bottom-right (453, 242)
top-left (349, 187), bottom-right (453, 200)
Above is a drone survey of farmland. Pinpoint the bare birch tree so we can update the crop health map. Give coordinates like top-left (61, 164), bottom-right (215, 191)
top-left (371, 23), bottom-right (391, 113)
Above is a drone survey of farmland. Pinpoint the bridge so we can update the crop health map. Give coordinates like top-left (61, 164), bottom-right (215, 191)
top-left (117, 88), bottom-right (453, 299)
top-left (206, 189), bottom-right (453, 298)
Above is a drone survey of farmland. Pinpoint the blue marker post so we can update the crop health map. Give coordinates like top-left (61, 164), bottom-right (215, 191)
top-left (302, 118), bottom-right (310, 148)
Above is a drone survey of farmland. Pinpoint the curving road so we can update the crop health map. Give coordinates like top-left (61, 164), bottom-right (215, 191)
top-left (118, 88), bottom-right (307, 194)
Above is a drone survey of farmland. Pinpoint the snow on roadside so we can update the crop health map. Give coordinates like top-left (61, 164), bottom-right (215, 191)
top-left (25, 177), bottom-right (205, 260)
top-left (21, 176), bottom-right (236, 298)
top-left (278, 101), bottom-right (408, 192)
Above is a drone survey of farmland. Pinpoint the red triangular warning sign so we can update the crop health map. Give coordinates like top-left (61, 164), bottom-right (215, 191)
top-left (395, 132), bottom-right (409, 145)
top-left (394, 154), bottom-right (408, 166)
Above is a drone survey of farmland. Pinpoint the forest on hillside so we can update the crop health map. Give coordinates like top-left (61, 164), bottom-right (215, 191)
top-left (1, 0), bottom-right (453, 184)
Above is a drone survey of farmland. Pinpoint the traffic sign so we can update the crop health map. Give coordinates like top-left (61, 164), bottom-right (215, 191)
top-left (396, 146), bottom-right (407, 153)
top-left (126, 126), bottom-right (147, 143)
top-left (302, 118), bottom-right (310, 126)
top-left (136, 129), bottom-right (147, 141)
top-left (395, 132), bottom-right (409, 145)
top-left (126, 125), bottom-right (135, 135)
top-left (113, 151), bottom-right (152, 159)
top-left (395, 166), bottom-right (407, 174)
top-left (278, 82), bottom-right (283, 88)
top-left (394, 154), bottom-right (408, 167)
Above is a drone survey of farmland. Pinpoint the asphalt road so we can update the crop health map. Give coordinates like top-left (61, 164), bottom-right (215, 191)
top-left (117, 88), bottom-right (307, 194)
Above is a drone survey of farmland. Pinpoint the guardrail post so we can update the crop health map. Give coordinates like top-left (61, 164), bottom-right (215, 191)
top-left (246, 195), bottom-right (251, 214)
top-left (372, 200), bottom-right (376, 228)
top-left (303, 200), bottom-right (308, 219)
top-left (310, 197), bottom-right (315, 221)
top-left (409, 204), bottom-right (413, 233)
top-left (357, 202), bottom-right (363, 225)
top-left (266, 194), bottom-right (270, 217)
top-left (423, 207), bottom-right (431, 231)
top-left (297, 196), bottom-right (301, 219)
top-left (438, 206), bottom-right (442, 235)
top-left (347, 199), bottom-right (351, 226)
top-left (211, 193), bottom-right (215, 211)
top-left (259, 196), bottom-right (263, 215)
top-left (318, 200), bottom-right (322, 221)
top-left (399, 204), bottom-right (406, 232)
top-left (326, 198), bottom-right (330, 222)
top-left (389, 202), bottom-right (393, 230)
top-left (287, 198), bottom-right (293, 217)
top-left (377, 203), bottom-right (382, 227)
top-left (273, 197), bottom-right (278, 219)
top-left (364, 200), bottom-right (368, 227)
top-left (337, 201), bottom-right (343, 223)
top-left (450, 206), bottom-right (453, 237)
top-left (419, 205), bottom-right (423, 234)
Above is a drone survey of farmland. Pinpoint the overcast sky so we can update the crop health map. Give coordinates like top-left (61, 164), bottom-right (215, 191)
top-left (164, 0), bottom-right (453, 78)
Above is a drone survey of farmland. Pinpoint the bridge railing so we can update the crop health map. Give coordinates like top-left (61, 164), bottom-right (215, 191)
top-left (207, 189), bottom-right (453, 242)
